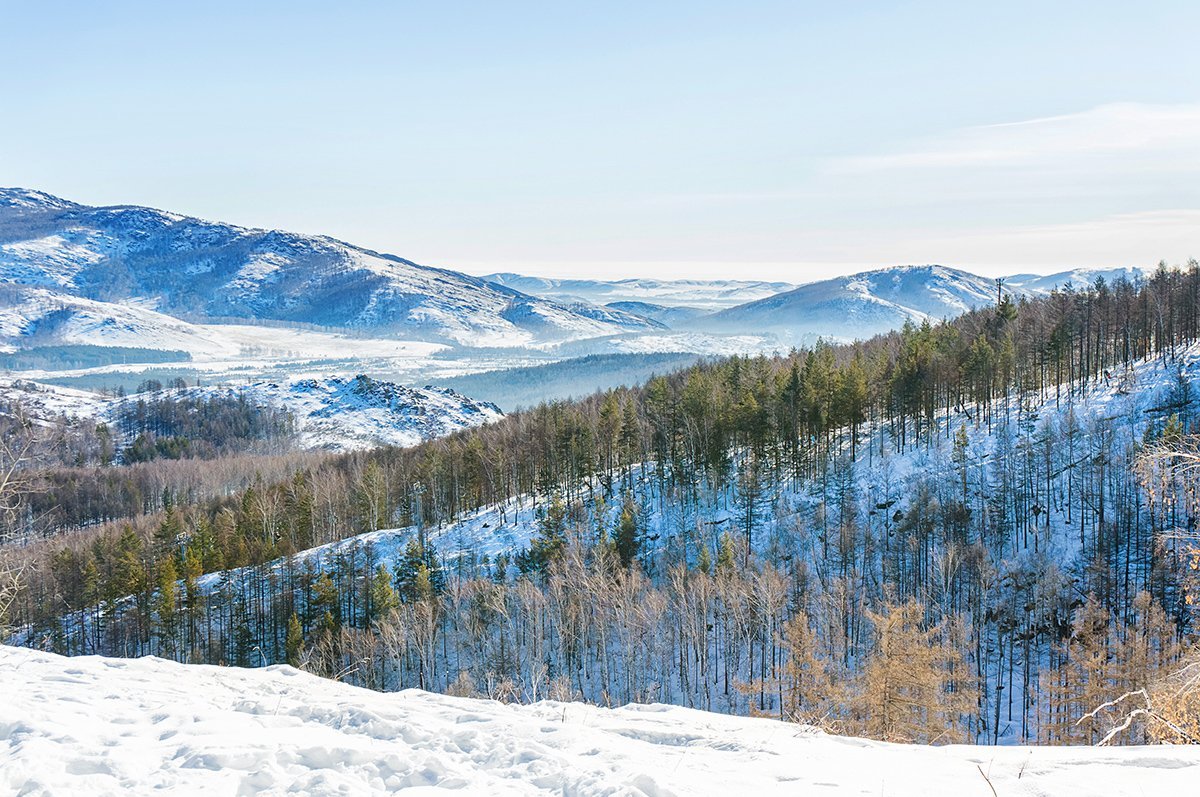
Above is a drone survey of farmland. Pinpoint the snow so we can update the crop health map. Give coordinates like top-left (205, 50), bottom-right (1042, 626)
top-left (225, 251), bottom-right (290, 294)
top-left (0, 187), bottom-right (79, 211)
top-left (145, 342), bottom-right (1200, 745)
top-left (159, 376), bottom-right (504, 451)
top-left (2, 646), bottom-right (1195, 797)
top-left (700, 264), bottom-right (1002, 344)
top-left (1007, 266), bottom-right (1148, 294)
top-left (0, 378), bottom-right (110, 421)
top-left (0, 374), bottom-right (501, 452)
top-left (0, 235), bottom-right (105, 289)
top-left (0, 190), bottom-right (655, 349)
top-left (0, 287), bottom-right (236, 357)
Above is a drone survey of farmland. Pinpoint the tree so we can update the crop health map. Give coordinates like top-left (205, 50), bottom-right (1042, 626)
top-left (854, 602), bottom-right (974, 744)
top-left (397, 541), bottom-right (444, 602)
top-left (614, 495), bottom-right (641, 569)
top-left (285, 611), bottom-right (304, 667)
top-left (0, 553), bottom-right (21, 638)
top-left (779, 610), bottom-right (844, 727)
top-left (368, 564), bottom-right (399, 626)
top-left (520, 496), bottom-right (568, 575)
top-left (153, 556), bottom-right (178, 658)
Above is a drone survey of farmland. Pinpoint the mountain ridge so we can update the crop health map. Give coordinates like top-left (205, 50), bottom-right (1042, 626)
top-left (0, 189), bottom-right (656, 347)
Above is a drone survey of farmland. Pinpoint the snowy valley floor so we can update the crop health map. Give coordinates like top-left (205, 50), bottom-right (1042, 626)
top-left (2, 647), bottom-right (1198, 796)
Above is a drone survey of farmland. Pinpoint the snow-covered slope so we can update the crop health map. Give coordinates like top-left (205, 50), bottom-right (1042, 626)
top-left (167, 375), bottom-right (503, 451)
top-left (1007, 266), bottom-right (1148, 294)
top-left (0, 188), bottom-right (655, 347)
top-left (483, 273), bottom-right (796, 311)
top-left (0, 285), bottom-right (233, 357)
top-left (181, 341), bottom-right (1200, 641)
top-left (0, 375), bottom-right (501, 452)
top-left (2, 647), bottom-right (1195, 797)
top-left (0, 378), bottom-right (110, 421)
top-left (699, 265), bottom-right (1001, 343)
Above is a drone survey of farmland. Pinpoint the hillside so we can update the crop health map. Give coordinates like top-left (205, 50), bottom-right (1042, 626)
top-left (0, 188), bottom-right (655, 347)
top-left (0, 374), bottom-right (502, 453)
top-left (3, 647), bottom-right (1195, 797)
top-left (170, 376), bottom-right (503, 451)
top-left (690, 265), bottom-right (1152, 344)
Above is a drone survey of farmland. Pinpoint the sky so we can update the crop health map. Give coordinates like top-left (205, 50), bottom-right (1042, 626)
top-left (2, 1), bottom-right (1197, 282)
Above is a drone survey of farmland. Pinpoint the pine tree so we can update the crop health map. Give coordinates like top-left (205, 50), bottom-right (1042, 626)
top-left (153, 556), bottom-right (178, 659)
top-left (285, 611), bottom-right (304, 667)
top-left (368, 564), bottom-right (399, 626)
top-left (614, 495), bottom-right (640, 569)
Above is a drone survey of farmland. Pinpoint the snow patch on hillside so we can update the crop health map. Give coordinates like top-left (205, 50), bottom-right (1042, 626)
top-left (0, 288), bottom-right (233, 356)
top-left (166, 376), bottom-right (504, 451)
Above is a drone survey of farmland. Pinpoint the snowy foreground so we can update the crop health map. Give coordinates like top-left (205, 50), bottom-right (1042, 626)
top-left (3, 648), bottom-right (1198, 796)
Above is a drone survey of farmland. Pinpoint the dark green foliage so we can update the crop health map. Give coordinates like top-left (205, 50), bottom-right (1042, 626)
top-left (395, 541), bottom-right (445, 602)
top-left (116, 391), bottom-right (296, 462)
top-left (285, 611), bottom-right (304, 667)
top-left (614, 494), bottom-right (641, 568)
top-left (0, 345), bottom-right (190, 370)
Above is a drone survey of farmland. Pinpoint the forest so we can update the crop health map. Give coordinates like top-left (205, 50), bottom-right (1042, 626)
top-left (3, 263), bottom-right (1200, 746)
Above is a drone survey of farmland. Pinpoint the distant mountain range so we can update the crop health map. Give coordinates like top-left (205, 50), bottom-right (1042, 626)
top-left (0, 188), bottom-right (1151, 357)
top-left (0, 188), bottom-right (658, 349)
top-left (499, 265), bottom-right (1150, 345)
top-left (481, 272), bottom-right (796, 311)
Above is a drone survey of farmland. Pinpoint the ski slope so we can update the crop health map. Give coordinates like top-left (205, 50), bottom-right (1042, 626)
top-left (2, 646), bottom-right (1196, 797)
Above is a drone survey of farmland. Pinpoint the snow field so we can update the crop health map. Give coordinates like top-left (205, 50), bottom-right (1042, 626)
top-left (2, 646), bottom-right (1197, 796)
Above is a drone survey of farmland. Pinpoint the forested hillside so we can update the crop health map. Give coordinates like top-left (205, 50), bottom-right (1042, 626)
top-left (5, 263), bottom-right (1200, 745)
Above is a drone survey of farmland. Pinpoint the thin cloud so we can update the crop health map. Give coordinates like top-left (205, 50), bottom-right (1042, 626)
top-left (831, 103), bottom-right (1200, 173)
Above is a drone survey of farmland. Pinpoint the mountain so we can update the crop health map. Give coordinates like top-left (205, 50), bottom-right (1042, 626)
top-left (1006, 266), bottom-right (1148, 294)
top-left (697, 264), bottom-right (1002, 343)
top-left (0, 189), bottom-right (656, 348)
top-left (4, 648), bottom-right (1193, 796)
top-left (482, 272), bottom-right (796, 311)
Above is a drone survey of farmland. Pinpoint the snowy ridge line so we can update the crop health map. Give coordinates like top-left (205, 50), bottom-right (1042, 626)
top-left (2, 646), bottom-right (1197, 797)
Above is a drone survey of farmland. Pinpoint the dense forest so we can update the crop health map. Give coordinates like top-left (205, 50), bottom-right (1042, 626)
top-left (4, 263), bottom-right (1200, 745)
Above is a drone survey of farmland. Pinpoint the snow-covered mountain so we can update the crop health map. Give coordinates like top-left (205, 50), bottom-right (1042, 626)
top-left (1006, 266), bottom-right (1148, 294)
top-left (0, 374), bottom-right (502, 452)
top-left (3, 646), bottom-right (1194, 796)
top-left (484, 265), bottom-right (1158, 344)
top-left (483, 272), bottom-right (796, 311)
top-left (697, 265), bottom-right (1002, 343)
top-left (0, 189), bottom-right (656, 348)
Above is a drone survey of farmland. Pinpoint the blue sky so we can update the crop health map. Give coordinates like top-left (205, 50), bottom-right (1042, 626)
top-left (2, 1), bottom-right (1197, 280)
